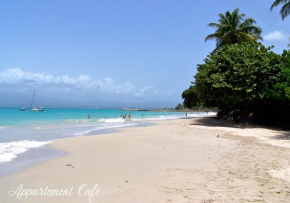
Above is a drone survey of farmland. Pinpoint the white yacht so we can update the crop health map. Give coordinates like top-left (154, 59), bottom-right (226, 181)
top-left (30, 90), bottom-right (45, 112)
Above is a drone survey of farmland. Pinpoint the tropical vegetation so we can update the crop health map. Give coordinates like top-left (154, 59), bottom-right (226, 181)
top-left (182, 41), bottom-right (290, 127)
top-left (175, 103), bottom-right (184, 110)
top-left (205, 8), bottom-right (262, 50)
top-left (271, 0), bottom-right (290, 20)
top-left (182, 7), bottom-right (290, 127)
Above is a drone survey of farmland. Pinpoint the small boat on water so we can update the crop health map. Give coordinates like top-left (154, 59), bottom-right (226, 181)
top-left (38, 107), bottom-right (45, 112)
top-left (31, 107), bottom-right (45, 112)
top-left (30, 90), bottom-right (45, 112)
top-left (20, 108), bottom-right (26, 111)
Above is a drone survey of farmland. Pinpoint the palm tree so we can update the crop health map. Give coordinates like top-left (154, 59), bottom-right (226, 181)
top-left (271, 0), bottom-right (290, 20)
top-left (205, 8), bottom-right (262, 50)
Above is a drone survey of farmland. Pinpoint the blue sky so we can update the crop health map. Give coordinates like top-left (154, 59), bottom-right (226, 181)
top-left (0, 0), bottom-right (289, 108)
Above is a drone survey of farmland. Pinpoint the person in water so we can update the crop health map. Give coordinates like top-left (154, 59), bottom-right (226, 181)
top-left (123, 114), bottom-right (126, 119)
top-left (88, 115), bottom-right (91, 119)
top-left (128, 113), bottom-right (132, 119)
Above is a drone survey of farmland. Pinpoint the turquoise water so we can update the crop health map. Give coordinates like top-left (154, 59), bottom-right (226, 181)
top-left (0, 108), bottom-right (185, 126)
top-left (0, 108), bottom-right (196, 163)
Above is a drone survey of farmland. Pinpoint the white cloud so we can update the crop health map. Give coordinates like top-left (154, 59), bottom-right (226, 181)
top-left (264, 31), bottom-right (289, 41)
top-left (0, 68), bottom-right (169, 98)
top-left (135, 86), bottom-right (156, 97)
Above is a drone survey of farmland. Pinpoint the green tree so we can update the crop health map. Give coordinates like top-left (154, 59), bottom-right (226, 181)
top-left (182, 86), bottom-right (200, 108)
top-left (205, 8), bottom-right (262, 50)
top-left (175, 103), bottom-right (184, 110)
top-left (275, 49), bottom-right (290, 100)
top-left (183, 41), bottom-right (290, 125)
top-left (271, 0), bottom-right (290, 20)
top-left (194, 42), bottom-right (282, 109)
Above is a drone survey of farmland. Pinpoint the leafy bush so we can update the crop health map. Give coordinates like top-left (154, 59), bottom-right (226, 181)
top-left (182, 86), bottom-right (200, 108)
top-left (183, 41), bottom-right (290, 126)
top-left (175, 103), bottom-right (184, 110)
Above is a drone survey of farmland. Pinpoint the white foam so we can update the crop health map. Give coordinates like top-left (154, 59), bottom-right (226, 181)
top-left (187, 112), bottom-right (217, 117)
top-left (131, 115), bottom-right (179, 121)
top-left (132, 112), bottom-right (217, 122)
top-left (98, 118), bottom-right (125, 123)
top-left (74, 123), bottom-right (137, 135)
top-left (0, 140), bottom-right (51, 163)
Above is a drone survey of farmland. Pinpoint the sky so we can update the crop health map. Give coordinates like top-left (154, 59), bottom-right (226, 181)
top-left (0, 0), bottom-right (289, 108)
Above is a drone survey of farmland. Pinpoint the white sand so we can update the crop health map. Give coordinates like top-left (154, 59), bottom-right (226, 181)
top-left (1, 117), bottom-right (290, 202)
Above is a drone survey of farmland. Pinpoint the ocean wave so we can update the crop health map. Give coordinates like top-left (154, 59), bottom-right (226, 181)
top-left (187, 112), bottom-right (217, 117)
top-left (0, 140), bottom-right (51, 163)
top-left (98, 118), bottom-right (125, 123)
top-left (132, 115), bottom-right (181, 121)
top-left (132, 112), bottom-right (217, 121)
top-left (74, 123), bottom-right (137, 136)
top-left (0, 112), bottom-right (216, 163)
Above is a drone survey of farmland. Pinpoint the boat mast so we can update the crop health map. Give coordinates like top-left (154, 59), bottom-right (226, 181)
top-left (31, 89), bottom-right (35, 108)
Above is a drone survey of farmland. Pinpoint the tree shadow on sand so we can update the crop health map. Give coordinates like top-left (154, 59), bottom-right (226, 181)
top-left (271, 133), bottom-right (290, 141)
top-left (185, 116), bottom-right (290, 140)
top-left (185, 116), bottom-right (256, 129)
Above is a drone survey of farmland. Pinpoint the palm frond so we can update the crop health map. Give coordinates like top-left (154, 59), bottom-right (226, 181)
top-left (271, 0), bottom-right (287, 10)
top-left (238, 25), bottom-right (262, 35)
top-left (238, 32), bottom-right (256, 42)
top-left (240, 17), bottom-right (257, 26)
top-left (207, 23), bottom-right (221, 28)
top-left (205, 8), bottom-right (262, 49)
top-left (205, 33), bottom-right (221, 42)
top-left (280, 1), bottom-right (290, 20)
top-left (250, 33), bottom-right (263, 41)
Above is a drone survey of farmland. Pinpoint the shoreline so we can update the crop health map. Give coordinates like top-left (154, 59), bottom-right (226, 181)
top-left (0, 146), bottom-right (65, 177)
top-left (0, 112), bottom-right (215, 170)
top-left (1, 117), bottom-right (290, 202)
top-left (0, 121), bottom-right (155, 177)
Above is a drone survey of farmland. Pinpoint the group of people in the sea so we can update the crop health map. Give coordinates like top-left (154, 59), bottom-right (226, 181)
top-left (87, 113), bottom-right (135, 119)
top-left (121, 113), bottom-right (132, 119)
top-left (87, 112), bottom-right (198, 120)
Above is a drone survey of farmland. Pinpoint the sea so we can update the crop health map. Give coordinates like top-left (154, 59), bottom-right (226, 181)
top-left (0, 108), bottom-right (215, 166)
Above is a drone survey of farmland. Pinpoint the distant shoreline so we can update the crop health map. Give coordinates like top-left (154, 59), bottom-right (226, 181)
top-left (121, 108), bottom-right (218, 113)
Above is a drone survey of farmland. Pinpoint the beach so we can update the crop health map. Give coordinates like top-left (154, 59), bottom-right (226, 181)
top-left (1, 117), bottom-right (290, 202)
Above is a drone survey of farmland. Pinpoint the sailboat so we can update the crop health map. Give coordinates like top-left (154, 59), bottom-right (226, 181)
top-left (30, 89), bottom-right (45, 112)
